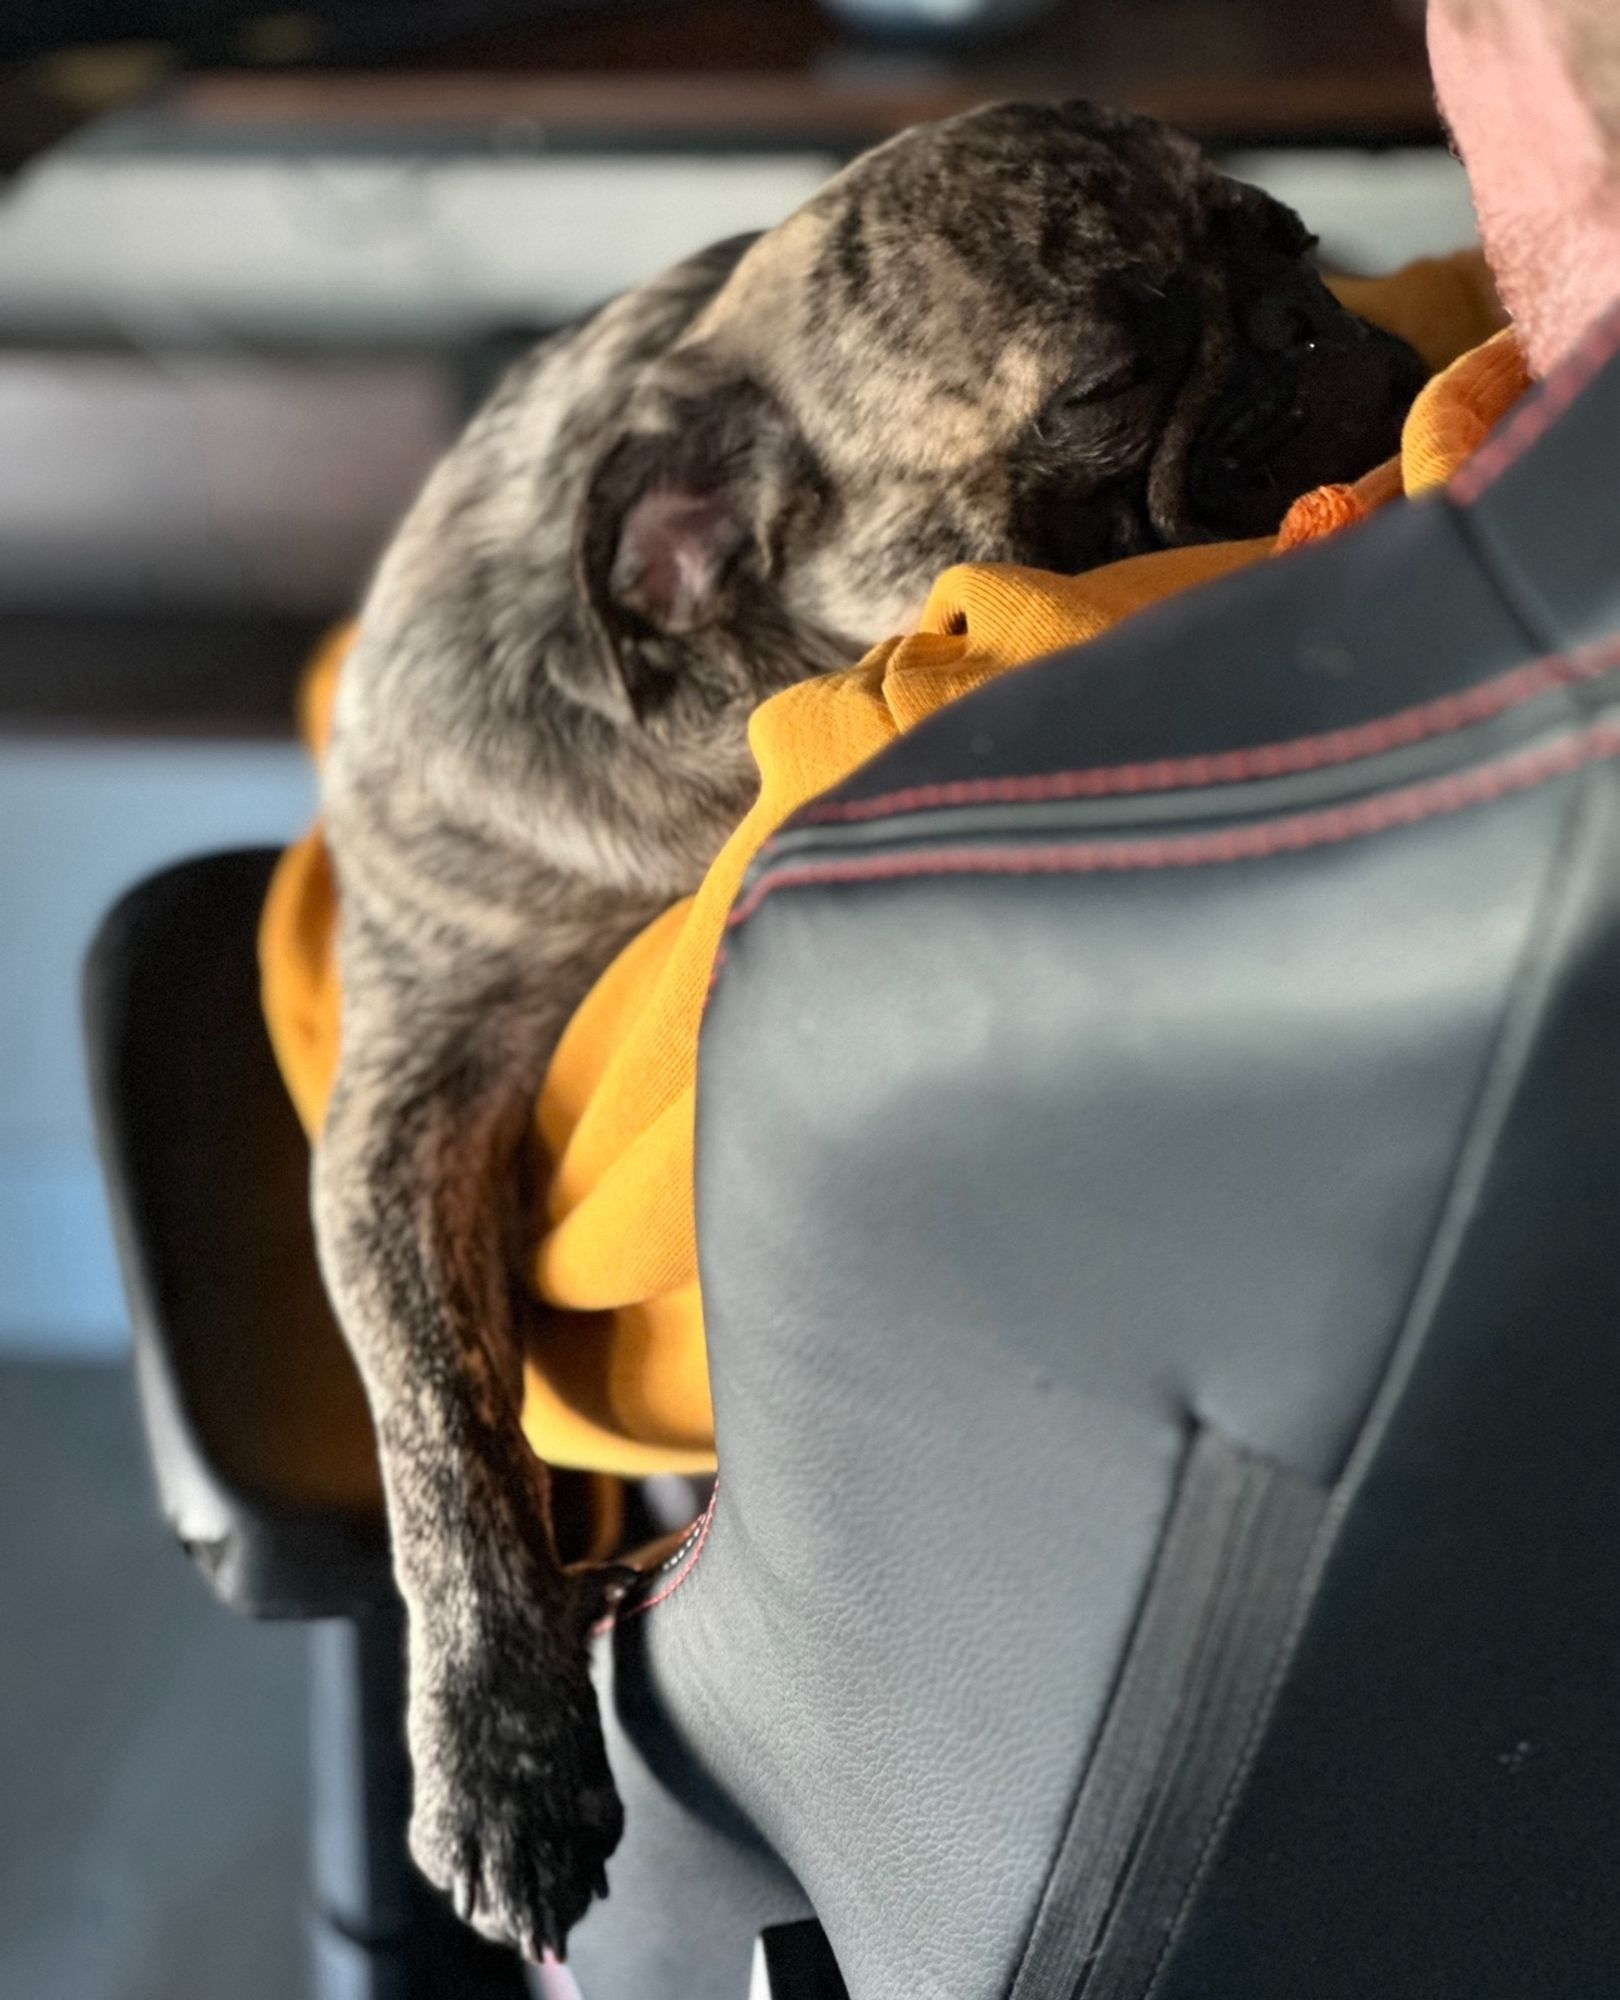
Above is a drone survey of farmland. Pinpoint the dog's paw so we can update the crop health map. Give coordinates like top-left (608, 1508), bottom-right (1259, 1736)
top-left (406, 1593), bottom-right (624, 1960)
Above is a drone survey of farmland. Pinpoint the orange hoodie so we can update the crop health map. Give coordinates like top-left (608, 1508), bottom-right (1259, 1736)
top-left (261, 262), bottom-right (1524, 1477)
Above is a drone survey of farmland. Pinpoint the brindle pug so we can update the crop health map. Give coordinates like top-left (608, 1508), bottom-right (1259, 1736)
top-left (314, 99), bottom-right (1425, 1958)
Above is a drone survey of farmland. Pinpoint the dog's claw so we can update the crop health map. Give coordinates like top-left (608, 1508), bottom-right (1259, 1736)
top-left (451, 1854), bottom-right (479, 1927)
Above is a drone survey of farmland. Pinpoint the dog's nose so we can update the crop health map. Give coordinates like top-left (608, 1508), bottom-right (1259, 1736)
top-left (1244, 294), bottom-right (1321, 356)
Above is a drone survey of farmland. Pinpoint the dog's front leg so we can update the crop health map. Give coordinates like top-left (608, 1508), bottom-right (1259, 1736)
top-left (312, 980), bottom-right (621, 1961)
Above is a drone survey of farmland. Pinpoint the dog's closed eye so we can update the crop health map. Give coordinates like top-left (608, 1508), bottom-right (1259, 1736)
top-left (1049, 274), bottom-right (1200, 421)
top-left (1050, 355), bottom-right (1149, 410)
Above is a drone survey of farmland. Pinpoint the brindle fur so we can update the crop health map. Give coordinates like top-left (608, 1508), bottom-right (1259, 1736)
top-left (313, 100), bottom-right (1424, 1957)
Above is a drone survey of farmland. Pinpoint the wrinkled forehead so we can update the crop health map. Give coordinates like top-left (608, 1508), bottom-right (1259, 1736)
top-left (825, 101), bottom-right (1217, 263)
top-left (686, 103), bottom-right (1224, 472)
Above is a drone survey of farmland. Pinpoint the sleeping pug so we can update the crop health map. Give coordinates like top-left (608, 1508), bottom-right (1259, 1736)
top-left (313, 98), bottom-right (1425, 1959)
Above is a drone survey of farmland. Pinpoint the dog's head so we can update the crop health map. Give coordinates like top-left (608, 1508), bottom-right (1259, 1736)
top-left (571, 101), bottom-right (1422, 712)
top-left (347, 102), bottom-right (1424, 891)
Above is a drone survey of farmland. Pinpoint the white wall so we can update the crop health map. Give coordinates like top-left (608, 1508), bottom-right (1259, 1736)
top-left (0, 151), bottom-right (843, 347)
top-left (0, 146), bottom-right (1475, 350)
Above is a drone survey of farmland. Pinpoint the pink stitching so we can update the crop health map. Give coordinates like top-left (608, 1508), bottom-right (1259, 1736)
top-left (593, 1477), bottom-right (720, 1638)
top-left (728, 717), bottom-right (1620, 932)
top-left (797, 637), bottom-right (1620, 828)
top-left (1451, 297), bottom-right (1620, 504)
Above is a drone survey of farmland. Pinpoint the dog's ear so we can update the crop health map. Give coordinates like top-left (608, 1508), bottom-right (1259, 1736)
top-left (564, 374), bottom-right (805, 723)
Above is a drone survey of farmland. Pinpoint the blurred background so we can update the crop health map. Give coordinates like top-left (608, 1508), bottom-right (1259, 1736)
top-left (0, 2), bottom-right (1470, 1995)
